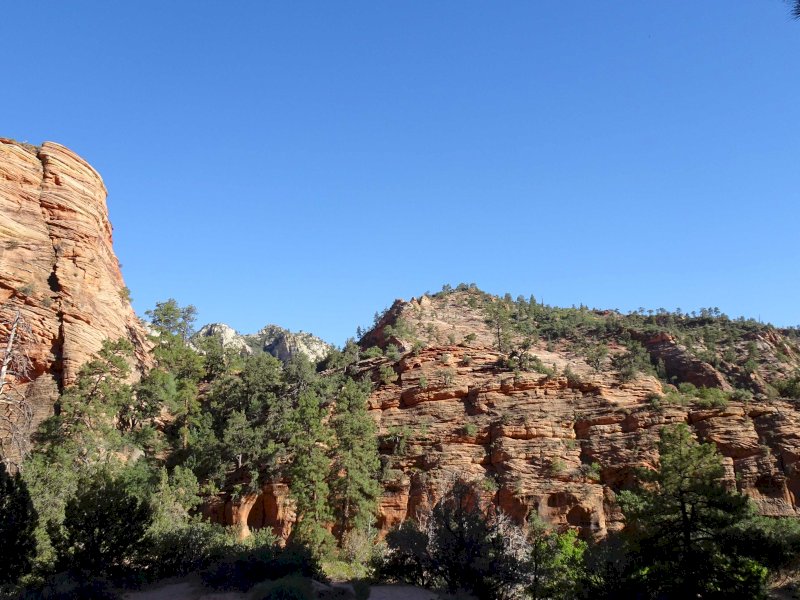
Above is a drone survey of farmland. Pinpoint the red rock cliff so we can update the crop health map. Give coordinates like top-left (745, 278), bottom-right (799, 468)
top-left (0, 138), bottom-right (150, 457)
top-left (220, 292), bottom-right (800, 541)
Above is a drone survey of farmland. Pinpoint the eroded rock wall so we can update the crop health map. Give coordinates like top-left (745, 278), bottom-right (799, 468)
top-left (0, 138), bottom-right (150, 456)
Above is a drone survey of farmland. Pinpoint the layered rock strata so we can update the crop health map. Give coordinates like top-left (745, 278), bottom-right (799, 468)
top-left (219, 291), bottom-right (800, 540)
top-left (0, 138), bottom-right (150, 458)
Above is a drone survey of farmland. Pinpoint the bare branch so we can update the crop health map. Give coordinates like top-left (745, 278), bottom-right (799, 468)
top-left (0, 304), bottom-right (35, 472)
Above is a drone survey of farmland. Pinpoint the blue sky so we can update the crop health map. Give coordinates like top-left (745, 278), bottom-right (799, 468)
top-left (3, 2), bottom-right (798, 345)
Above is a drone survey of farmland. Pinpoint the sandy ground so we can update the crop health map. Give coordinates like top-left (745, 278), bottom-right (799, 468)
top-left (123, 577), bottom-right (242, 600)
top-left (123, 577), bottom-right (439, 600)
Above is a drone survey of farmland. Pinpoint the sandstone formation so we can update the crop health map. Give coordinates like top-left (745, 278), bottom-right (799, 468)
top-left (365, 292), bottom-right (800, 538)
top-left (0, 138), bottom-right (150, 461)
top-left (219, 290), bottom-right (800, 540)
top-left (194, 322), bottom-right (332, 364)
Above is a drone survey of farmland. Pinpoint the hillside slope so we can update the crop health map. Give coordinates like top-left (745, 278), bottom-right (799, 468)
top-left (362, 288), bottom-right (800, 536)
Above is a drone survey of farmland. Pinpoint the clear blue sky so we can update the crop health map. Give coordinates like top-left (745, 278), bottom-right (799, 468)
top-left (4, 2), bottom-right (799, 345)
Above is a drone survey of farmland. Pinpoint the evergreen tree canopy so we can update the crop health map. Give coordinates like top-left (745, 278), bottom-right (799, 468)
top-left (619, 423), bottom-right (773, 598)
top-left (329, 377), bottom-right (380, 537)
top-left (0, 463), bottom-right (38, 585)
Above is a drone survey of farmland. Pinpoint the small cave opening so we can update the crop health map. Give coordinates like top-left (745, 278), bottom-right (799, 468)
top-left (247, 497), bottom-right (265, 530)
top-left (566, 505), bottom-right (592, 528)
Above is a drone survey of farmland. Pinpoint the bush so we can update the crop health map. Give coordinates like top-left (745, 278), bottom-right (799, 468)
top-left (461, 423), bottom-right (478, 437)
top-left (142, 520), bottom-right (236, 579)
top-left (201, 541), bottom-right (322, 592)
top-left (249, 575), bottom-right (313, 600)
top-left (775, 373), bottom-right (800, 398)
top-left (694, 386), bottom-right (729, 409)
top-left (385, 344), bottom-right (401, 361)
top-left (51, 470), bottom-right (152, 579)
top-left (611, 341), bottom-right (654, 382)
top-left (362, 346), bottom-right (383, 359)
top-left (379, 479), bottom-right (525, 597)
top-left (379, 363), bottom-right (397, 385)
top-left (564, 366), bottom-right (582, 386)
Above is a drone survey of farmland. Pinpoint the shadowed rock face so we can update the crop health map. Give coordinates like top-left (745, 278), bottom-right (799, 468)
top-left (0, 139), bottom-right (150, 457)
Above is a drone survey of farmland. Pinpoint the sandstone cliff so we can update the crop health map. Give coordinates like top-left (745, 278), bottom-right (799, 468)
top-left (215, 289), bottom-right (800, 541)
top-left (0, 138), bottom-right (150, 460)
top-left (364, 291), bottom-right (800, 537)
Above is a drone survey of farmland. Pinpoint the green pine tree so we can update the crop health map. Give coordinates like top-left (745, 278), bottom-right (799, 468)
top-left (329, 378), bottom-right (380, 538)
top-left (618, 423), bottom-right (769, 598)
top-left (287, 389), bottom-right (335, 556)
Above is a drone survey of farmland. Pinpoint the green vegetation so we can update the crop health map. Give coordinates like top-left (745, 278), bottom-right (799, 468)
top-left (329, 379), bottom-right (381, 538)
top-left (652, 382), bottom-right (737, 410)
top-left (50, 469), bottom-right (153, 578)
top-left (1, 298), bottom-right (385, 596)
top-left (468, 286), bottom-right (800, 394)
top-left (585, 424), bottom-right (800, 598)
top-left (0, 464), bottom-right (37, 587)
top-left (378, 478), bottom-right (587, 599)
top-left (3, 287), bottom-right (800, 596)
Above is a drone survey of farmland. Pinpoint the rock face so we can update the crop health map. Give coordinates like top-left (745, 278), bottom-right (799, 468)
top-left (362, 292), bottom-right (800, 538)
top-left (223, 291), bottom-right (800, 541)
top-left (0, 138), bottom-right (150, 459)
top-left (194, 322), bottom-right (332, 364)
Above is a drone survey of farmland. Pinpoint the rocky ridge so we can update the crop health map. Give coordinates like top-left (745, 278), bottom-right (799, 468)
top-left (364, 291), bottom-right (800, 537)
top-left (194, 322), bottom-right (332, 363)
top-left (0, 138), bottom-right (150, 460)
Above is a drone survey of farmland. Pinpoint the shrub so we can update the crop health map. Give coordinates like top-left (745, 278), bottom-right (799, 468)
top-left (440, 369), bottom-right (455, 386)
top-left (461, 423), bottom-right (478, 437)
top-left (694, 387), bottom-right (729, 409)
top-left (250, 575), bottom-right (313, 600)
top-left (379, 479), bottom-right (524, 597)
top-left (611, 341), bottom-right (654, 381)
top-left (379, 363), bottom-right (397, 385)
top-left (731, 388), bottom-right (754, 402)
top-left (201, 542), bottom-right (321, 592)
top-left (564, 366), bottom-right (582, 386)
top-left (142, 520), bottom-right (236, 579)
top-left (51, 470), bottom-right (152, 579)
top-left (385, 344), bottom-right (401, 361)
top-left (580, 462), bottom-right (602, 482)
top-left (362, 346), bottom-right (383, 359)
top-left (775, 373), bottom-right (800, 398)
top-left (548, 457), bottom-right (566, 476)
